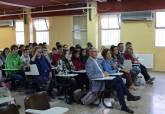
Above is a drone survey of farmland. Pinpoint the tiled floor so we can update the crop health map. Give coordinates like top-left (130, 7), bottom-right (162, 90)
top-left (12, 71), bottom-right (165, 114)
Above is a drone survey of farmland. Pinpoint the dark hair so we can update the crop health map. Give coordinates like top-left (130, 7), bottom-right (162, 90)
top-left (117, 43), bottom-right (124, 47)
top-left (69, 46), bottom-right (75, 54)
top-left (56, 42), bottom-right (60, 47)
top-left (110, 45), bottom-right (120, 59)
top-left (57, 45), bottom-right (63, 50)
top-left (101, 48), bottom-right (110, 59)
top-left (61, 49), bottom-right (69, 58)
top-left (43, 42), bottom-right (47, 45)
top-left (32, 42), bottom-right (38, 47)
top-left (19, 45), bottom-right (24, 49)
top-left (125, 42), bottom-right (132, 47)
top-left (25, 45), bottom-right (29, 49)
top-left (10, 44), bottom-right (18, 51)
top-left (39, 43), bottom-right (43, 47)
top-left (71, 50), bottom-right (80, 61)
top-left (22, 48), bottom-right (29, 53)
top-left (52, 47), bottom-right (57, 51)
top-left (75, 44), bottom-right (81, 49)
top-left (110, 45), bottom-right (117, 52)
top-left (2, 48), bottom-right (10, 55)
top-left (87, 42), bottom-right (93, 48)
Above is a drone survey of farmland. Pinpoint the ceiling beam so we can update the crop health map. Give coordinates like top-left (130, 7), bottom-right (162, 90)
top-left (0, 1), bottom-right (34, 8)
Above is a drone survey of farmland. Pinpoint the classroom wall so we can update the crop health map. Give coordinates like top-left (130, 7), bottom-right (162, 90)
top-left (0, 27), bottom-right (16, 50)
top-left (49, 16), bottom-right (73, 50)
top-left (121, 20), bottom-right (165, 72)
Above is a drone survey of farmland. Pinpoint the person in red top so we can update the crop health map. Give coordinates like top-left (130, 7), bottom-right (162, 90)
top-left (71, 50), bottom-right (85, 71)
top-left (124, 45), bottom-right (155, 85)
top-left (52, 45), bottom-right (63, 66)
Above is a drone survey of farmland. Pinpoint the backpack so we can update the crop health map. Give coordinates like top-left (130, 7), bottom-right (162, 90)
top-left (81, 91), bottom-right (98, 105)
top-left (73, 89), bottom-right (87, 103)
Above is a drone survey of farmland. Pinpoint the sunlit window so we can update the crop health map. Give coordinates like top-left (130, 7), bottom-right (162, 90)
top-left (16, 20), bottom-right (24, 44)
top-left (101, 14), bottom-right (120, 46)
top-left (155, 12), bottom-right (165, 47)
top-left (33, 18), bottom-right (49, 44)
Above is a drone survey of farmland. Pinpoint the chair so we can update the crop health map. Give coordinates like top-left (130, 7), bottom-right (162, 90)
top-left (0, 87), bottom-right (15, 105)
top-left (0, 104), bottom-right (19, 114)
top-left (24, 92), bottom-right (50, 114)
top-left (86, 76), bottom-right (113, 108)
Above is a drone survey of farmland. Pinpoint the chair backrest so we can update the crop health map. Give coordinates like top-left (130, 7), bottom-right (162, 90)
top-left (24, 92), bottom-right (50, 114)
top-left (0, 87), bottom-right (11, 98)
top-left (25, 64), bottom-right (39, 76)
top-left (123, 60), bottom-right (132, 70)
top-left (0, 104), bottom-right (19, 114)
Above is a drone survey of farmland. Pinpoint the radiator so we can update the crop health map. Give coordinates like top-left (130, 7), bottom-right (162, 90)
top-left (135, 54), bottom-right (154, 69)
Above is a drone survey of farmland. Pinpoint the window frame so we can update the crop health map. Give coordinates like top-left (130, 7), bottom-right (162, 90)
top-left (100, 14), bottom-right (121, 46)
top-left (155, 11), bottom-right (165, 47)
top-left (15, 20), bottom-right (25, 45)
top-left (33, 18), bottom-right (49, 44)
top-left (72, 15), bottom-right (87, 46)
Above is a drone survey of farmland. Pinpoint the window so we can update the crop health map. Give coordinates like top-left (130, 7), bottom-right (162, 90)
top-left (100, 14), bottom-right (120, 46)
top-left (33, 19), bottom-right (49, 44)
top-left (155, 12), bottom-right (165, 47)
top-left (16, 20), bottom-right (24, 44)
top-left (73, 16), bottom-right (87, 47)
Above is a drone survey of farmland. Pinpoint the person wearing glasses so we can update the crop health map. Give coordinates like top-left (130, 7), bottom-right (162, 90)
top-left (86, 47), bottom-right (141, 113)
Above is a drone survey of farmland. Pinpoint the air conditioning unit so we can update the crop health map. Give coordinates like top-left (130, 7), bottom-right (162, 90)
top-left (121, 11), bottom-right (153, 21)
top-left (0, 20), bottom-right (14, 27)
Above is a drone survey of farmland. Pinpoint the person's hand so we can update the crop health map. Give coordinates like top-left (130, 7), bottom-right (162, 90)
top-left (103, 72), bottom-right (109, 77)
top-left (123, 69), bottom-right (130, 73)
top-left (35, 50), bottom-right (39, 56)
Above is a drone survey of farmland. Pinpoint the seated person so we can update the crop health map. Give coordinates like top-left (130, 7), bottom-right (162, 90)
top-left (21, 48), bottom-right (30, 71)
top-left (52, 45), bottom-right (63, 66)
top-left (110, 46), bottom-right (136, 90)
top-left (80, 48), bottom-right (88, 64)
top-left (124, 45), bottom-right (155, 84)
top-left (86, 47), bottom-right (141, 113)
top-left (42, 47), bottom-right (51, 65)
top-left (57, 49), bottom-right (74, 73)
top-left (31, 47), bottom-right (50, 91)
top-left (5, 45), bottom-right (27, 88)
top-left (71, 50), bottom-right (85, 71)
top-left (0, 48), bottom-right (10, 66)
top-left (71, 50), bottom-right (88, 89)
top-left (118, 43), bottom-right (141, 82)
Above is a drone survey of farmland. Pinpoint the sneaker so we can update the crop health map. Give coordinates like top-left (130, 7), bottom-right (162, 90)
top-left (149, 77), bottom-right (155, 82)
top-left (121, 106), bottom-right (134, 113)
top-left (127, 95), bottom-right (141, 101)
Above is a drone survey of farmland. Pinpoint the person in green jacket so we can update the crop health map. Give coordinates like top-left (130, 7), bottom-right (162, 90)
top-left (5, 44), bottom-right (26, 88)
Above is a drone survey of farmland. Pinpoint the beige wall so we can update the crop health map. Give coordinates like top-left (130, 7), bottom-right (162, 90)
top-left (121, 20), bottom-right (165, 72)
top-left (0, 27), bottom-right (16, 50)
top-left (49, 16), bottom-right (73, 50)
top-left (87, 2), bottom-right (98, 48)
